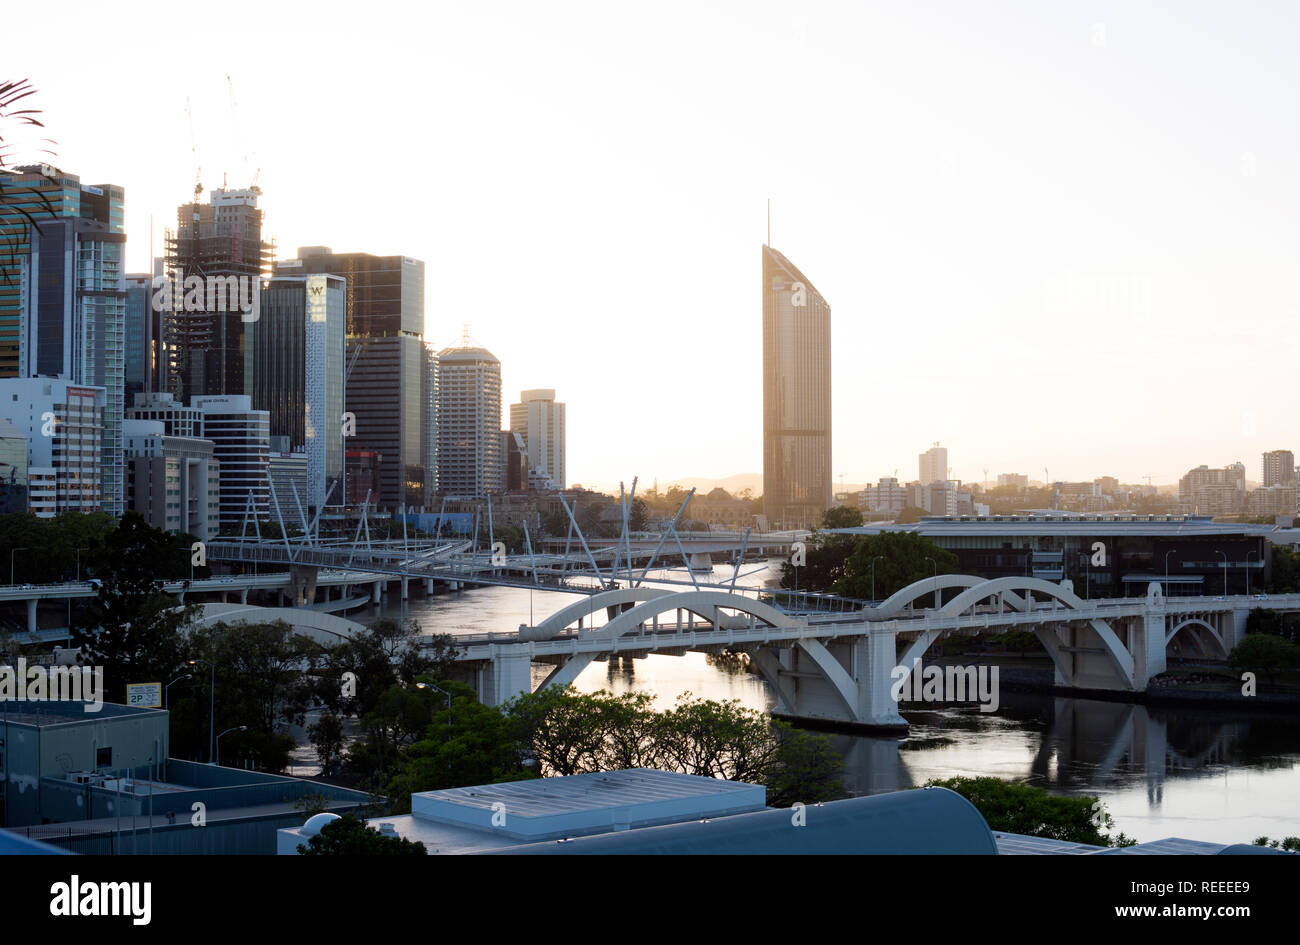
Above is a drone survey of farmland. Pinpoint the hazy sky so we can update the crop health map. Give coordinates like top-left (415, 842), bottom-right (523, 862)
top-left (10, 1), bottom-right (1300, 491)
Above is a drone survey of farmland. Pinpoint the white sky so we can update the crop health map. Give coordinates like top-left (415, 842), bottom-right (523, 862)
top-left (9, 1), bottom-right (1300, 491)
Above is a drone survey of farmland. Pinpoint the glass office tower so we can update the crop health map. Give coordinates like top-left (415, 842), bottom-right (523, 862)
top-left (249, 274), bottom-right (346, 512)
top-left (0, 166), bottom-right (126, 515)
top-left (762, 244), bottom-right (832, 529)
top-left (274, 248), bottom-right (426, 510)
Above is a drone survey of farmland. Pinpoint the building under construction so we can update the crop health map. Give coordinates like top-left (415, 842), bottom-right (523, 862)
top-left (163, 186), bottom-right (274, 402)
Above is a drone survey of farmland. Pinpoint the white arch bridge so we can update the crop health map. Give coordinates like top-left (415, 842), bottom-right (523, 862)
top-left (449, 575), bottom-right (1300, 730)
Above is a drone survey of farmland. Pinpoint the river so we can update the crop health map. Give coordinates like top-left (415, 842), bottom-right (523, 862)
top-left (356, 558), bottom-right (1300, 845)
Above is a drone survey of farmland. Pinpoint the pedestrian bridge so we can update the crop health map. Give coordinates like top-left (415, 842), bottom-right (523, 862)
top-left (450, 574), bottom-right (1300, 730)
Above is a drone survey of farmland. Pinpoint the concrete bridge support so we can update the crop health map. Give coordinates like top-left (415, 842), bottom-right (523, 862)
top-left (758, 629), bottom-right (906, 731)
top-left (372, 581), bottom-right (383, 604)
top-left (288, 565), bottom-right (319, 607)
top-left (27, 598), bottom-right (36, 634)
top-left (478, 652), bottom-right (533, 707)
top-left (401, 578), bottom-right (409, 600)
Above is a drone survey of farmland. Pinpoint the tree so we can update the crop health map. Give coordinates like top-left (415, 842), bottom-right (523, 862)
top-left (628, 498), bottom-right (649, 532)
top-left (73, 513), bottom-right (200, 700)
top-left (1269, 547), bottom-right (1300, 594)
top-left (894, 506), bottom-right (926, 524)
top-left (0, 79), bottom-right (56, 280)
top-left (297, 814), bottom-right (426, 855)
top-left (505, 687), bottom-right (658, 775)
top-left (193, 620), bottom-right (325, 733)
top-left (821, 505), bottom-right (864, 529)
top-left (319, 620), bottom-right (459, 718)
top-left (1244, 607), bottom-right (1285, 638)
top-left (835, 532), bottom-right (959, 601)
top-left (779, 534), bottom-right (860, 592)
top-left (308, 712), bottom-right (346, 774)
top-left (927, 776), bottom-right (1135, 847)
top-left (1228, 633), bottom-right (1300, 686)
top-left (386, 682), bottom-right (532, 806)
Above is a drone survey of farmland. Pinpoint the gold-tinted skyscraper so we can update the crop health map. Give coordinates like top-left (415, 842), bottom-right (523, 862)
top-left (762, 244), bottom-right (831, 528)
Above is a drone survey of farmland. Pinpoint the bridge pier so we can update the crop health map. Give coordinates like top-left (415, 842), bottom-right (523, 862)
top-left (26, 598), bottom-right (36, 634)
top-left (425, 577), bottom-right (434, 595)
top-left (478, 652), bottom-right (533, 707)
top-left (372, 580), bottom-right (383, 604)
top-left (1131, 608), bottom-right (1168, 688)
top-left (762, 631), bottom-right (907, 732)
top-left (401, 578), bottom-right (409, 600)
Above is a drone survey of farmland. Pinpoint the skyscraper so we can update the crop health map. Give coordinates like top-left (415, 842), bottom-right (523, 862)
top-left (762, 244), bottom-right (831, 528)
top-left (274, 248), bottom-right (426, 509)
top-left (919, 442), bottom-right (948, 486)
top-left (192, 394), bottom-right (270, 526)
top-left (0, 165), bottom-right (126, 514)
top-left (164, 187), bottom-right (272, 402)
top-left (249, 274), bottom-right (346, 511)
top-left (436, 343), bottom-right (502, 497)
top-left (510, 389), bottom-right (566, 489)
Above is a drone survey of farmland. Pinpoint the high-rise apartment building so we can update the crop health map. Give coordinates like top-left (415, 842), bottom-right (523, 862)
top-left (164, 187), bottom-right (273, 402)
top-left (509, 389), bottom-right (566, 490)
top-left (423, 345), bottom-right (438, 504)
top-left (0, 165), bottom-right (126, 515)
top-left (249, 274), bottom-right (346, 511)
top-left (0, 378), bottom-right (105, 517)
top-left (762, 245), bottom-right (831, 528)
top-left (919, 442), bottom-right (948, 486)
top-left (997, 472), bottom-right (1029, 490)
top-left (1178, 463), bottom-right (1247, 517)
top-left (274, 248), bottom-right (426, 509)
top-left (436, 344), bottom-right (503, 497)
top-left (1262, 450), bottom-right (1295, 488)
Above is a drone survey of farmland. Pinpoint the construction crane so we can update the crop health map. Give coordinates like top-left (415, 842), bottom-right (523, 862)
top-left (345, 339), bottom-right (367, 381)
top-left (185, 97), bottom-right (202, 207)
top-left (226, 74), bottom-right (261, 195)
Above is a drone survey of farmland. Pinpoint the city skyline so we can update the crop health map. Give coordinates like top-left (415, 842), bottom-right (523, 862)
top-left (7, 2), bottom-right (1300, 491)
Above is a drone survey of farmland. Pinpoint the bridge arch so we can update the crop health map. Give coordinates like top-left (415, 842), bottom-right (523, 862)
top-left (519, 587), bottom-right (676, 641)
top-left (588, 590), bottom-right (798, 643)
top-left (871, 574), bottom-right (988, 619)
top-left (1166, 617), bottom-right (1228, 660)
top-left (887, 575), bottom-right (1135, 687)
top-left (534, 590), bottom-right (803, 698)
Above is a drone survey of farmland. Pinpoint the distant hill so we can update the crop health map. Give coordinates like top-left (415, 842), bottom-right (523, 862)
top-left (663, 473), bottom-right (762, 496)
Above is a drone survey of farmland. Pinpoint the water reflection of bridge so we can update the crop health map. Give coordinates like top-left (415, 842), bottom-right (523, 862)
top-left (830, 696), bottom-right (1263, 807)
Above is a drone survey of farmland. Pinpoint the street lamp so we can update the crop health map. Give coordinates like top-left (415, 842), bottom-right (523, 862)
top-left (870, 555), bottom-right (885, 603)
top-left (1246, 550), bottom-right (1258, 596)
top-left (215, 725), bottom-right (246, 766)
top-left (416, 681), bottom-right (452, 723)
top-left (925, 556), bottom-right (938, 609)
top-left (188, 658), bottom-right (215, 763)
top-left (1164, 549), bottom-right (1177, 598)
top-left (1217, 550), bottom-right (1228, 596)
top-left (10, 547), bottom-right (25, 585)
top-left (164, 673), bottom-right (191, 710)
